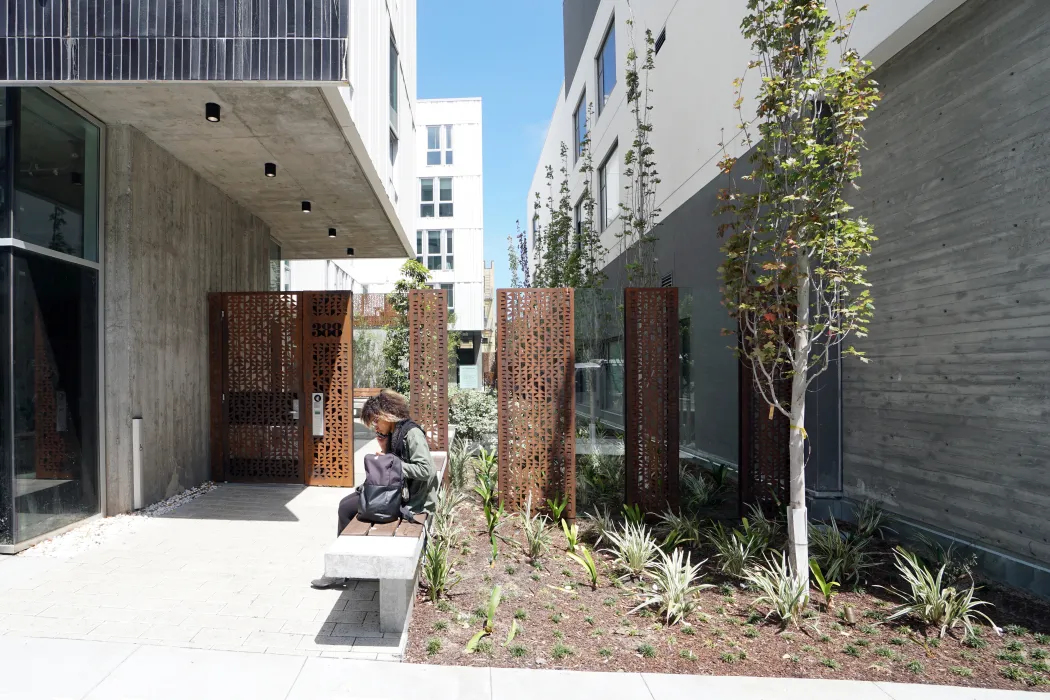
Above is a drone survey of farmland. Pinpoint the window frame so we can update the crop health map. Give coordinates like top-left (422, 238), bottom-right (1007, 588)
top-left (417, 228), bottom-right (454, 271)
top-left (573, 92), bottom-right (587, 163)
top-left (596, 17), bottom-right (616, 116)
top-left (438, 177), bottom-right (454, 217)
top-left (440, 283), bottom-right (455, 311)
top-left (419, 178), bottom-right (435, 217)
top-left (426, 124), bottom-right (454, 166)
top-left (389, 29), bottom-right (399, 129)
top-left (598, 141), bottom-right (618, 231)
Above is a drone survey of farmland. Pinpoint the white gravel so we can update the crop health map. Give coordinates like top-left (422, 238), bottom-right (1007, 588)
top-left (18, 481), bottom-right (219, 558)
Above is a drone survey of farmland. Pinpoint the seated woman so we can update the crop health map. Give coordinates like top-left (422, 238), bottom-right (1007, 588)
top-left (311, 389), bottom-right (439, 589)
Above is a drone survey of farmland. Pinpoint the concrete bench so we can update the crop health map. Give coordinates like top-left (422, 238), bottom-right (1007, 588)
top-left (325, 514), bottom-right (428, 633)
top-left (323, 452), bottom-right (447, 634)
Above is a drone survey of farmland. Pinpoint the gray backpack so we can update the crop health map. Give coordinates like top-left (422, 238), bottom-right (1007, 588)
top-left (358, 453), bottom-right (407, 524)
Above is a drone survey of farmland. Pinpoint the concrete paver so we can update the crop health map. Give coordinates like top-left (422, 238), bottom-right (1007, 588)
top-left (0, 484), bottom-right (397, 658)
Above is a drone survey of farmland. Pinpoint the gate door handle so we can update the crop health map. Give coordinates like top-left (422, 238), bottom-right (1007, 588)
top-left (290, 398), bottom-right (300, 420)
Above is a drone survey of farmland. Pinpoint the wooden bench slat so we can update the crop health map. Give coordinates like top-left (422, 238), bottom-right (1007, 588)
top-left (342, 517), bottom-right (372, 536)
top-left (395, 521), bottom-right (423, 537)
top-left (370, 520), bottom-right (399, 536)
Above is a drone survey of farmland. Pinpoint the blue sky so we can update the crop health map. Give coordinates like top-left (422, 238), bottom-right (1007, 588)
top-left (417, 0), bottom-right (564, 289)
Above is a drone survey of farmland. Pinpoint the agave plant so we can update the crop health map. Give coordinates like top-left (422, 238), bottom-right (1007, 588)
top-left (809, 517), bottom-right (875, 586)
top-left (632, 548), bottom-right (713, 625)
top-left (446, 437), bottom-right (475, 492)
top-left (430, 485), bottom-right (466, 546)
top-left (743, 551), bottom-right (808, 626)
top-left (705, 519), bottom-right (768, 578)
top-left (603, 521), bottom-right (660, 580)
top-left (885, 547), bottom-right (994, 639)
top-left (579, 505), bottom-right (617, 547)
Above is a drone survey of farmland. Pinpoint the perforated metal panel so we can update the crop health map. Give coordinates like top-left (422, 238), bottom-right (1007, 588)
top-left (624, 288), bottom-right (680, 512)
top-left (353, 293), bottom-right (398, 329)
top-left (222, 293), bottom-right (304, 483)
top-left (408, 290), bottom-right (449, 451)
top-left (497, 289), bottom-right (576, 518)
top-left (739, 355), bottom-right (790, 515)
top-left (304, 292), bottom-right (355, 486)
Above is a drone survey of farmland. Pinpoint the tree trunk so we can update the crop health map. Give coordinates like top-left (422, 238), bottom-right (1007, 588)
top-left (787, 253), bottom-right (811, 590)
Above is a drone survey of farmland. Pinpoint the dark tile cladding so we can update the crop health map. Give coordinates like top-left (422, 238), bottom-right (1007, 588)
top-left (1, 0), bottom-right (349, 81)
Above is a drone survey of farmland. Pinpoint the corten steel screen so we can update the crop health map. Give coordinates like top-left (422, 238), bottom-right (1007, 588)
top-left (304, 292), bottom-right (355, 486)
top-left (353, 293), bottom-right (398, 329)
top-left (497, 289), bottom-right (576, 519)
top-left (209, 291), bottom-right (354, 486)
top-left (738, 354), bottom-right (790, 514)
top-left (408, 289), bottom-right (449, 451)
top-left (624, 288), bottom-right (680, 512)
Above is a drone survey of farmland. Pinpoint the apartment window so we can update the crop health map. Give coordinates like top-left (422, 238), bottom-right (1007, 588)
top-left (418, 229), bottom-right (454, 271)
top-left (598, 142), bottom-right (619, 230)
top-left (597, 19), bottom-right (616, 114)
top-left (389, 30), bottom-right (399, 125)
top-left (441, 283), bottom-right (455, 311)
top-left (438, 177), bottom-right (453, 217)
top-left (426, 125), bottom-right (454, 166)
top-left (573, 93), bottom-right (587, 162)
top-left (420, 178), bottom-right (434, 217)
top-left (390, 130), bottom-right (398, 167)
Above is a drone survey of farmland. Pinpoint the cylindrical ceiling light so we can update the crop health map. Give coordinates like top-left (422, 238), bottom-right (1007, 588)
top-left (205, 102), bottom-right (221, 122)
top-left (301, 200), bottom-right (312, 213)
top-left (346, 247), bottom-right (355, 257)
top-left (328, 228), bottom-right (337, 238)
top-left (264, 162), bottom-right (277, 178)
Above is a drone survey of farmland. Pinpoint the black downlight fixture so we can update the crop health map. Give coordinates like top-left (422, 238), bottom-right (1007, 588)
top-left (328, 228), bottom-right (337, 238)
top-left (346, 247), bottom-right (355, 257)
top-left (302, 201), bottom-right (312, 213)
top-left (264, 162), bottom-right (277, 177)
top-left (205, 102), bottom-right (221, 122)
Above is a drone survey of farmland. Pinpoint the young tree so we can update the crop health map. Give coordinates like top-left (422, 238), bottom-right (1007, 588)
top-left (381, 259), bottom-right (433, 394)
top-left (517, 219), bottom-right (531, 288)
top-left (617, 21), bottom-right (661, 288)
top-left (717, 0), bottom-right (880, 584)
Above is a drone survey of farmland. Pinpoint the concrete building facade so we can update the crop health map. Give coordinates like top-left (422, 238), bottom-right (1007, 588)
top-left (528, 0), bottom-right (1050, 593)
top-left (0, 0), bottom-right (418, 551)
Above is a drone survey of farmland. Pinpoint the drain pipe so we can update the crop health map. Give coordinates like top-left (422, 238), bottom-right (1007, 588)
top-left (132, 417), bottom-right (143, 510)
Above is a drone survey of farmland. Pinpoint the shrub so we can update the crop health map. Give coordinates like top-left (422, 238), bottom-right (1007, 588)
top-left (915, 535), bottom-right (978, 586)
top-left (809, 517), bottom-right (874, 586)
top-left (431, 485), bottom-right (466, 547)
top-left (743, 551), bottom-right (808, 626)
top-left (598, 647), bottom-right (613, 658)
top-left (604, 522), bottom-right (660, 579)
top-left (1007, 639), bottom-right (1025, 651)
top-left (1005, 624), bottom-right (1029, 637)
top-left (433, 621), bottom-right (448, 631)
top-left (1035, 633), bottom-right (1050, 645)
top-left (744, 626), bottom-right (760, 639)
top-left (632, 548), bottom-right (712, 625)
top-left (579, 505), bottom-right (618, 548)
top-left (637, 643), bottom-right (656, 658)
top-left (809, 559), bottom-right (840, 611)
top-left (449, 388), bottom-right (497, 445)
top-left (509, 644), bottom-right (528, 658)
top-left (446, 437), bottom-right (474, 491)
top-left (680, 465), bottom-right (721, 514)
top-left (843, 644), bottom-right (860, 657)
top-left (680, 649), bottom-right (697, 660)
top-left (906, 660), bottom-right (924, 674)
top-left (949, 666), bottom-right (974, 678)
top-left (656, 510), bottom-right (704, 550)
top-left (567, 546), bottom-right (600, 589)
top-left (886, 547), bottom-right (994, 638)
top-left (706, 520), bottom-right (769, 578)
top-left (821, 657), bottom-right (841, 670)
top-left (720, 652), bottom-right (737, 664)
top-left (426, 638), bottom-right (442, 655)
top-left (576, 454), bottom-right (625, 511)
top-left (875, 647), bottom-right (895, 659)
top-left (997, 650), bottom-right (1024, 663)
top-left (1032, 649), bottom-right (1048, 660)
top-left (963, 635), bottom-right (988, 649)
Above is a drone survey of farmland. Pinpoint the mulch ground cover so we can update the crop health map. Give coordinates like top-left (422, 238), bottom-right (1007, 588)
top-left (405, 499), bottom-right (1050, 691)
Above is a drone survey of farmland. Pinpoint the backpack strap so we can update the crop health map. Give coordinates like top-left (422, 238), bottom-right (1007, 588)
top-left (390, 419), bottom-right (423, 462)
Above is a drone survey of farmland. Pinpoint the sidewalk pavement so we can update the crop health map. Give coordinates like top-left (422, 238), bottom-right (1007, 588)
top-left (0, 635), bottom-right (1038, 700)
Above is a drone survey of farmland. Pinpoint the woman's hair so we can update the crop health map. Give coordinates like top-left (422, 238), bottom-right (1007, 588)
top-left (361, 389), bottom-right (411, 427)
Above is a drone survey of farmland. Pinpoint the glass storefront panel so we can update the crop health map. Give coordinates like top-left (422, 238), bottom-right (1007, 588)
top-left (0, 254), bottom-right (10, 545)
top-left (12, 88), bottom-right (100, 261)
top-left (10, 250), bottom-right (99, 543)
top-left (1, 90), bottom-right (10, 237)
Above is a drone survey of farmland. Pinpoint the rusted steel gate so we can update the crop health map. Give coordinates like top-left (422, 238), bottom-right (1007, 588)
top-left (624, 288), bottom-right (680, 512)
top-left (496, 288), bottom-right (576, 519)
top-left (408, 289), bottom-right (448, 451)
top-left (738, 358), bottom-right (790, 514)
top-left (209, 292), bottom-right (355, 486)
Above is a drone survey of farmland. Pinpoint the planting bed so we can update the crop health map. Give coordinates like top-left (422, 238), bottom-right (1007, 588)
top-left (405, 499), bottom-right (1050, 691)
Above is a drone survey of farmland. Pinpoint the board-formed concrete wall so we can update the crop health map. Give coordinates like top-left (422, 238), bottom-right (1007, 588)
top-left (104, 126), bottom-right (270, 514)
top-left (843, 0), bottom-right (1050, 567)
